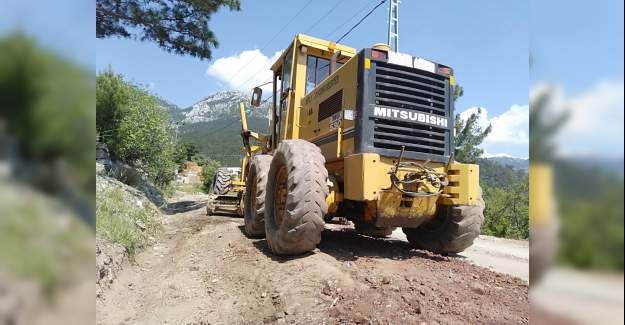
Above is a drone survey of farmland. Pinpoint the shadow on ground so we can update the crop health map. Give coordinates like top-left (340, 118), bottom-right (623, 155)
top-left (164, 200), bottom-right (206, 215)
top-left (318, 227), bottom-right (451, 263)
top-left (240, 224), bottom-right (450, 263)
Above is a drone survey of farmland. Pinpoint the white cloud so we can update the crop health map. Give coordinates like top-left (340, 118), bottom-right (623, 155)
top-left (457, 104), bottom-right (529, 158)
top-left (560, 81), bottom-right (623, 157)
top-left (206, 49), bottom-right (282, 92)
top-left (458, 104), bottom-right (529, 146)
top-left (458, 106), bottom-right (490, 129)
top-left (531, 80), bottom-right (624, 158)
top-left (489, 104), bottom-right (530, 145)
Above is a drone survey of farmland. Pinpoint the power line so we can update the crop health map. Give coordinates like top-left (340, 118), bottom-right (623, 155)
top-left (230, 1), bottom-right (387, 138)
top-left (224, 0), bottom-right (315, 87)
top-left (336, 0), bottom-right (387, 44)
top-left (205, 1), bottom-right (315, 131)
top-left (239, 0), bottom-right (381, 90)
top-left (305, 0), bottom-right (344, 34)
top-left (323, 0), bottom-right (378, 39)
top-left (261, 95), bottom-right (273, 104)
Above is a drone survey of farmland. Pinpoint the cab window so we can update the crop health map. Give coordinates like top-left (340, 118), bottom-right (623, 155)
top-left (272, 70), bottom-right (282, 146)
top-left (282, 48), bottom-right (293, 96)
top-left (305, 55), bottom-right (343, 94)
top-left (279, 48), bottom-right (293, 139)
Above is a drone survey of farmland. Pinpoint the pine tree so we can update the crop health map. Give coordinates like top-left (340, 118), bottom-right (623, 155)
top-left (96, 0), bottom-right (241, 59)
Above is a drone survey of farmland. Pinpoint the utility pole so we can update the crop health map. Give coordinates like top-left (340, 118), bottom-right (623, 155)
top-left (387, 0), bottom-right (399, 52)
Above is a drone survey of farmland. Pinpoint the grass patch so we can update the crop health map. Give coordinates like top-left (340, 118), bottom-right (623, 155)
top-left (158, 182), bottom-right (176, 198)
top-left (175, 183), bottom-right (204, 194)
top-left (0, 190), bottom-right (93, 296)
top-left (96, 186), bottom-right (161, 256)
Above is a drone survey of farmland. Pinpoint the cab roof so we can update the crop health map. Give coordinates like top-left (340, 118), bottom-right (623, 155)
top-left (270, 33), bottom-right (357, 72)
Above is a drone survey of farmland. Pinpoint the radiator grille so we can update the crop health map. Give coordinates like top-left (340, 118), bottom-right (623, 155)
top-left (373, 61), bottom-right (449, 155)
top-left (318, 90), bottom-right (343, 122)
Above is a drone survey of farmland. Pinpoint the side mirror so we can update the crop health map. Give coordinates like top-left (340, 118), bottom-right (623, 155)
top-left (251, 87), bottom-right (263, 107)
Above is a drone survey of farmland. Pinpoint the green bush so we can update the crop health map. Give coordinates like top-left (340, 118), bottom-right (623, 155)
top-left (200, 159), bottom-right (221, 193)
top-left (481, 182), bottom-right (529, 239)
top-left (0, 33), bottom-right (95, 208)
top-left (96, 69), bottom-right (177, 187)
top-left (0, 186), bottom-right (92, 296)
top-left (477, 158), bottom-right (530, 239)
top-left (555, 161), bottom-right (624, 271)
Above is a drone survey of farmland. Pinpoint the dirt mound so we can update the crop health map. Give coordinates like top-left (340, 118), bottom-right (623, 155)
top-left (96, 238), bottom-right (127, 297)
top-left (320, 225), bottom-right (528, 324)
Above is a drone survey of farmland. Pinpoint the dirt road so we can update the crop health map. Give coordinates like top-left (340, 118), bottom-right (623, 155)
top-left (531, 268), bottom-right (624, 324)
top-left (97, 193), bottom-right (528, 324)
top-left (390, 231), bottom-right (529, 281)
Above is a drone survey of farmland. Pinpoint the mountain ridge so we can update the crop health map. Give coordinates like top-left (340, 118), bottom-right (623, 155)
top-left (165, 91), bottom-right (530, 172)
top-left (165, 90), bottom-right (271, 166)
top-left (484, 156), bottom-right (529, 171)
top-left (168, 90), bottom-right (270, 124)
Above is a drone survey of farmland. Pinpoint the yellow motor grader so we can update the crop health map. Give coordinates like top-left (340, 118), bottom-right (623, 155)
top-left (205, 103), bottom-right (270, 216)
top-left (232, 34), bottom-right (484, 255)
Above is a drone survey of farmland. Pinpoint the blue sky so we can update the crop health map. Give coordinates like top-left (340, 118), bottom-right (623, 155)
top-left (94, 0), bottom-right (529, 111)
top-left (0, 0), bottom-right (94, 67)
top-left (95, 0), bottom-right (531, 156)
top-left (531, 0), bottom-right (624, 93)
top-left (2, 0), bottom-right (622, 158)
top-left (530, 0), bottom-right (624, 158)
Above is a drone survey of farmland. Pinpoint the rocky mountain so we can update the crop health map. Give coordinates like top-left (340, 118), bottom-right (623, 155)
top-left (167, 91), bottom-right (272, 166)
top-left (158, 97), bottom-right (185, 121)
top-left (170, 91), bottom-right (270, 124)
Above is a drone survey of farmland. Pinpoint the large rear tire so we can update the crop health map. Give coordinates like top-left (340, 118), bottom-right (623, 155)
top-left (265, 140), bottom-right (328, 255)
top-left (403, 191), bottom-right (484, 254)
top-left (211, 168), bottom-right (231, 195)
top-left (243, 155), bottom-right (272, 237)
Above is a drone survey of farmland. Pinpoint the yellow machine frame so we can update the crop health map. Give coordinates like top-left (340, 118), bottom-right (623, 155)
top-left (209, 103), bottom-right (270, 216)
top-left (246, 34), bottom-right (480, 228)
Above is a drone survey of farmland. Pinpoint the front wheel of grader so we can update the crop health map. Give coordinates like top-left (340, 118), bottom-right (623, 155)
top-left (243, 155), bottom-right (272, 237)
top-left (264, 140), bottom-right (329, 255)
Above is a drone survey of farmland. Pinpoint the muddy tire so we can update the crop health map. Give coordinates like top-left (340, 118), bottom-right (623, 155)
top-left (530, 216), bottom-right (558, 286)
top-left (355, 222), bottom-right (396, 238)
top-left (265, 140), bottom-right (328, 255)
top-left (211, 168), bottom-right (231, 195)
top-left (206, 195), bottom-right (216, 215)
top-left (243, 155), bottom-right (272, 237)
top-left (403, 191), bottom-right (484, 254)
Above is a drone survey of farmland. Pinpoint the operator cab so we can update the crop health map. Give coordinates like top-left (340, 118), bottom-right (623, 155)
top-left (261, 35), bottom-right (356, 149)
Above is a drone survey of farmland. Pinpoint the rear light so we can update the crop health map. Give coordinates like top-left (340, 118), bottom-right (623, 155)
top-left (438, 66), bottom-right (452, 76)
top-left (371, 49), bottom-right (388, 60)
